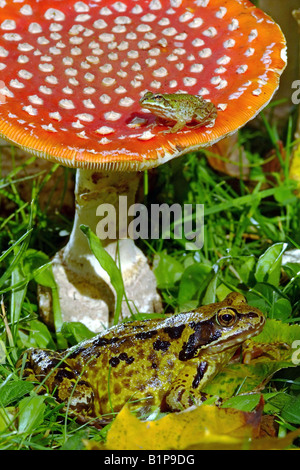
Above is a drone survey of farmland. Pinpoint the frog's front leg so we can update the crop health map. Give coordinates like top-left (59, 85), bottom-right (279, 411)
top-left (162, 352), bottom-right (232, 412)
top-left (163, 118), bottom-right (187, 134)
top-left (161, 361), bottom-right (211, 411)
top-left (18, 348), bottom-right (96, 419)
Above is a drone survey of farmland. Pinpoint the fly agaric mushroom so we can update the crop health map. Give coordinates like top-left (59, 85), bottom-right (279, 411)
top-left (0, 0), bottom-right (286, 331)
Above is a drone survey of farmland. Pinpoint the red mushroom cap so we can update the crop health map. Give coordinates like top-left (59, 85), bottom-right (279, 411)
top-left (0, 0), bottom-right (286, 170)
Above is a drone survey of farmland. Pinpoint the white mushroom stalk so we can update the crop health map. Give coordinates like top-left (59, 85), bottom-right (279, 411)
top-left (44, 169), bottom-right (161, 331)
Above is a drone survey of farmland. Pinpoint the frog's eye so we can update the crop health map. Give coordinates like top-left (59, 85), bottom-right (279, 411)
top-left (153, 94), bottom-right (164, 101)
top-left (217, 308), bottom-right (237, 327)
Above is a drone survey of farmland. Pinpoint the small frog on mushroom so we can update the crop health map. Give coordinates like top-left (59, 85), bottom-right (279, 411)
top-left (0, 0), bottom-right (286, 331)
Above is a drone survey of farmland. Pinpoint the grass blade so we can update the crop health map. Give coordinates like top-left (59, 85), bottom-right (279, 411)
top-left (80, 225), bottom-right (125, 325)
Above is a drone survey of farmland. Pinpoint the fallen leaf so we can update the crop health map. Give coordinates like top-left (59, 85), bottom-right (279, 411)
top-left (86, 400), bottom-right (262, 450)
top-left (84, 399), bottom-right (300, 450)
top-left (204, 133), bottom-right (250, 179)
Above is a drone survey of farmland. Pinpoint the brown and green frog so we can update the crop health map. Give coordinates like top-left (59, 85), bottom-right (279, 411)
top-left (139, 91), bottom-right (218, 133)
top-left (18, 293), bottom-right (264, 425)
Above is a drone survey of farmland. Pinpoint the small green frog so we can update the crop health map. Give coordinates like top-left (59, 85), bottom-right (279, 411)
top-left (18, 293), bottom-right (264, 426)
top-left (139, 91), bottom-right (217, 133)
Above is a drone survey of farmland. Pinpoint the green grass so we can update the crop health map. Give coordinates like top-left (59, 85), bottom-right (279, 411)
top-left (0, 108), bottom-right (300, 449)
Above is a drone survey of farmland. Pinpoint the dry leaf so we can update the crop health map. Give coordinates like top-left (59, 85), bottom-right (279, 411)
top-left (86, 400), bottom-right (263, 450)
top-left (205, 133), bottom-right (250, 179)
top-left (84, 401), bottom-right (300, 450)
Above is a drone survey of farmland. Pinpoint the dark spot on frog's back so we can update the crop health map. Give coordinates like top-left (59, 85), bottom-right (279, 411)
top-left (163, 324), bottom-right (185, 339)
top-left (93, 336), bottom-right (110, 347)
top-left (109, 356), bottom-right (120, 367)
top-left (153, 339), bottom-right (171, 352)
top-left (118, 352), bottom-right (134, 364)
top-left (136, 330), bottom-right (158, 340)
top-left (55, 367), bottom-right (75, 383)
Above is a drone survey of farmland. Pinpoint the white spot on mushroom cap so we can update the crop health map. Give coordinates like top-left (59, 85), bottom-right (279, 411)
top-left (149, 0), bottom-right (162, 10)
top-left (80, 84), bottom-right (94, 93)
top-left (248, 29), bottom-right (258, 42)
top-left (0, 47), bottom-right (8, 57)
top-left (1, 20), bottom-right (16, 31)
top-left (74, 2), bottom-right (89, 13)
top-left (223, 39), bottom-right (235, 49)
top-left (75, 14), bottom-right (91, 22)
top-left (119, 97), bottom-right (134, 107)
top-left (104, 111), bottom-right (122, 121)
top-left (37, 36), bottom-right (50, 45)
top-left (28, 23), bottom-right (43, 34)
top-left (10, 79), bottom-right (25, 89)
top-left (50, 23), bottom-right (63, 32)
top-left (236, 64), bottom-right (248, 74)
top-left (49, 111), bottom-right (62, 121)
top-left (83, 99), bottom-right (95, 108)
top-left (3, 33), bottom-right (22, 41)
top-left (215, 7), bottom-right (227, 18)
top-left (199, 48), bottom-right (212, 58)
top-left (20, 5), bottom-right (33, 16)
top-left (183, 77), bottom-right (197, 86)
top-left (62, 86), bottom-right (73, 94)
top-left (23, 104), bottom-right (38, 116)
top-left (76, 113), bottom-right (94, 122)
top-left (45, 75), bottom-right (58, 85)
top-left (217, 55), bottom-right (231, 65)
top-left (228, 19), bottom-right (239, 31)
top-left (245, 48), bottom-right (255, 57)
top-left (29, 95), bottom-right (44, 105)
top-left (18, 43), bottom-right (34, 51)
top-left (39, 63), bottom-right (54, 73)
top-left (95, 126), bottom-right (115, 135)
top-left (39, 85), bottom-right (52, 95)
top-left (18, 69), bottom-right (33, 79)
top-left (0, 86), bottom-right (13, 97)
top-left (99, 94), bottom-right (111, 104)
top-left (138, 130), bottom-right (155, 140)
top-left (72, 120), bottom-right (84, 129)
top-left (102, 77), bottom-right (116, 86)
top-left (41, 123), bottom-right (57, 132)
top-left (188, 18), bottom-right (203, 28)
top-left (59, 99), bottom-right (75, 109)
top-left (44, 8), bottom-right (66, 22)
top-left (202, 26), bottom-right (217, 37)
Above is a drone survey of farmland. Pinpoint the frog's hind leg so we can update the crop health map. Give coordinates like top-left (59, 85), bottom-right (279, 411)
top-left (18, 348), bottom-right (96, 419)
top-left (18, 347), bottom-right (64, 386)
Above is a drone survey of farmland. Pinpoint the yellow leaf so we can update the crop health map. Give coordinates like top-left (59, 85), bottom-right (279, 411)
top-left (84, 399), bottom-right (300, 450)
top-left (290, 143), bottom-right (300, 189)
top-left (89, 402), bottom-right (262, 450)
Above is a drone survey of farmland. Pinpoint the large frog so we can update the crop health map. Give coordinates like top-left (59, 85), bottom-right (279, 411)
top-left (18, 293), bottom-right (264, 425)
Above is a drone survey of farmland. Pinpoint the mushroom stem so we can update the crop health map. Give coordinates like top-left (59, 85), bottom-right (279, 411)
top-left (39, 168), bottom-right (162, 332)
top-left (64, 169), bottom-right (139, 256)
